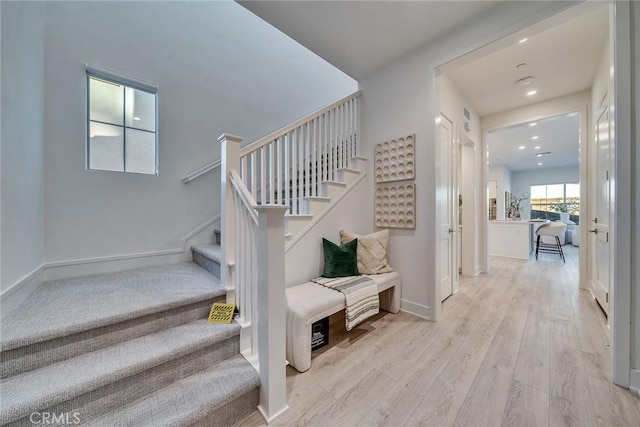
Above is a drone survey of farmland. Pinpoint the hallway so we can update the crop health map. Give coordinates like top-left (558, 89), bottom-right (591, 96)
top-left (236, 248), bottom-right (640, 426)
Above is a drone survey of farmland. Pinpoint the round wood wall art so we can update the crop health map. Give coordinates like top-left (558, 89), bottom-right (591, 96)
top-left (375, 183), bottom-right (415, 229)
top-left (375, 134), bottom-right (415, 183)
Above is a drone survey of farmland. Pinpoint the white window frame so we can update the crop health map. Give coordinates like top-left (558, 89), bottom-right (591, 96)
top-left (530, 182), bottom-right (580, 217)
top-left (86, 64), bottom-right (159, 175)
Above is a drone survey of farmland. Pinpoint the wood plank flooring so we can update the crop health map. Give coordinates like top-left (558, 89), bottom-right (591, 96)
top-left (234, 247), bottom-right (640, 426)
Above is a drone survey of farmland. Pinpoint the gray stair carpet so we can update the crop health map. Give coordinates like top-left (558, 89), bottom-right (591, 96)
top-left (86, 355), bottom-right (260, 427)
top-left (1, 321), bottom-right (240, 425)
top-left (0, 260), bottom-right (259, 426)
top-left (1, 262), bottom-right (226, 377)
top-left (192, 244), bottom-right (222, 278)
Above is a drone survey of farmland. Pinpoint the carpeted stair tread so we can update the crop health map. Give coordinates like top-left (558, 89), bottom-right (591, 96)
top-left (191, 243), bottom-right (222, 263)
top-left (0, 320), bottom-right (240, 424)
top-left (0, 262), bottom-right (224, 351)
top-left (86, 355), bottom-right (259, 427)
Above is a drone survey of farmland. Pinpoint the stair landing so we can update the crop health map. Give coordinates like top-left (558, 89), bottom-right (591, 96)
top-left (1, 262), bottom-right (225, 351)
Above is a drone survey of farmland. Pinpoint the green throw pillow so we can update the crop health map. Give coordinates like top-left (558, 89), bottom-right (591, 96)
top-left (322, 238), bottom-right (359, 278)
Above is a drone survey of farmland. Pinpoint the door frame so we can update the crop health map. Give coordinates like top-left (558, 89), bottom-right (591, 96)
top-left (480, 104), bottom-right (588, 292)
top-left (609, 0), bottom-right (632, 389)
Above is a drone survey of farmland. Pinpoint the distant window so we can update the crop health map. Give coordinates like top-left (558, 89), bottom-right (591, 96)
top-left (530, 183), bottom-right (580, 221)
top-left (87, 66), bottom-right (157, 174)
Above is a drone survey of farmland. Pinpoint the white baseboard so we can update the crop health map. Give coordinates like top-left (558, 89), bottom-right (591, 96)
top-left (630, 369), bottom-right (640, 396)
top-left (1, 266), bottom-right (45, 319)
top-left (1, 215), bottom-right (220, 318)
top-left (44, 250), bottom-right (191, 281)
top-left (400, 299), bottom-right (431, 320)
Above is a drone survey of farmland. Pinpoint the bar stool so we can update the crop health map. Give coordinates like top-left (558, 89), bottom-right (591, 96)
top-left (535, 222), bottom-right (567, 263)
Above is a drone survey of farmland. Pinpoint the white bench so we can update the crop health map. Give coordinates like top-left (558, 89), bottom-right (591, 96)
top-left (285, 271), bottom-right (401, 372)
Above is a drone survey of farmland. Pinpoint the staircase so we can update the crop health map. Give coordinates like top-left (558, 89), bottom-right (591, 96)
top-left (282, 156), bottom-right (366, 242)
top-left (0, 90), bottom-right (363, 425)
top-left (0, 256), bottom-right (259, 426)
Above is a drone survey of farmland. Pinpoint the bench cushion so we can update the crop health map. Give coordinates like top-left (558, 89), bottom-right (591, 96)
top-left (286, 271), bottom-right (401, 372)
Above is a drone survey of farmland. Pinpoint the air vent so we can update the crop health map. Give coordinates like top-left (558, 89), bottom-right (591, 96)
top-left (535, 151), bottom-right (551, 157)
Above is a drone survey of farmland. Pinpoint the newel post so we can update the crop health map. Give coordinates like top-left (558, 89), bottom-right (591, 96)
top-left (218, 133), bottom-right (243, 305)
top-left (255, 205), bottom-right (289, 423)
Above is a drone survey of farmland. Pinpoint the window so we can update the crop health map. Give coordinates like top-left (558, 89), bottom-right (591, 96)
top-left (87, 66), bottom-right (158, 174)
top-left (530, 183), bottom-right (580, 221)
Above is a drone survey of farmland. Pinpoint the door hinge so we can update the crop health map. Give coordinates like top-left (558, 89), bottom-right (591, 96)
top-left (606, 232), bottom-right (609, 242)
top-left (606, 292), bottom-right (609, 303)
top-left (606, 170), bottom-right (609, 181)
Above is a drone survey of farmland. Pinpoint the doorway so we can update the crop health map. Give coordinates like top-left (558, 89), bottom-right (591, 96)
top-left (484, 112), bottom-right (583, 272)
top-left (433, 2), bottom-right (632, 389)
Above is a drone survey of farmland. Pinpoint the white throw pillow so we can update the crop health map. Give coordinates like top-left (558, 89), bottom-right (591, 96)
top-left (339, 229), bottom-right (393, 274)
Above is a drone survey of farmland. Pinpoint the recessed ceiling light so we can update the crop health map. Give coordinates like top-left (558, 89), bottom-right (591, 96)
top-left (518, 146), bottom-right (526, 150)
top-left (536, 153), bottom-right (543, 157)
top-left (529, 122), bottom-right (537, 127)
top-left (516, 76), bottom-right (535, 86)
top-left (519, 38), bottom-right (528, 43)
top-left (532, 136), bottom-right (539, 140)
top-left (534, 146), bottom-right (541, 149)
top-left (133, 117), bottom-right (141, 121)
top-left (516, 63), bottom-right (527, 70)
top-left (538, 162), bottom-right (543, 166)
top-left (527, 90), bottom-right (538, 96)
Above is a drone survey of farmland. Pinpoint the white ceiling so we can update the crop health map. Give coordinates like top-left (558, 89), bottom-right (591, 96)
top-left (445, 5), bottom-right (609, 117)
top-left (240, 1), bottom-right (607, 174)
top-left (487, 112), bottom-right (580, 172)
top-left (458, 5), bottom-right (607, 173)
top-left (238, 0), bottom-right (501, 79)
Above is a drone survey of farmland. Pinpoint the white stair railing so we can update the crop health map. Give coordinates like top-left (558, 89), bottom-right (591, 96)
top-left (239, 91), bottom-right (361, 214)
top-left (219, 134), bottom-right (288, 423)
top-left (217, 92), bottom-right (361, 423)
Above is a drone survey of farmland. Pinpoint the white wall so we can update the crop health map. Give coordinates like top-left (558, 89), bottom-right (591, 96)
top-left (41, 1), bottom-right (356, 265)
top-left (632, 0), bottom-right (640, 385)
top-left (511, 166), bottom-right (580, 219)
top-left (1, 2), bottom-right (46, 303)
top-left (360, 0), bottom-right (573, 319)
top-left (284, 175), bottom-right (372, 288)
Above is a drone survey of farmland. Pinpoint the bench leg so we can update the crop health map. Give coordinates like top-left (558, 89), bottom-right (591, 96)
top-left (287, 313), bottom-right (313, 373)
top-left (379, 284), bottom-right (401, 314)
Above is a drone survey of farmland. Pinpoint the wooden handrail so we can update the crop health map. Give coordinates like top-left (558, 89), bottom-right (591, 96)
top-left (240, 90), bottom-right (361, 156)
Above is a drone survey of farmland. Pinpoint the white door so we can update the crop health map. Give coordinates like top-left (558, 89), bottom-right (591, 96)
top-left (589, 103), bottom-right (611, 314)
top-left (438, 114), bottom-right (455, 302)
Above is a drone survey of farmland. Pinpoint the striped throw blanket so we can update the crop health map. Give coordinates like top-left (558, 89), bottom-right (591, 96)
top-left (311, 276), bottom-right (379, 331)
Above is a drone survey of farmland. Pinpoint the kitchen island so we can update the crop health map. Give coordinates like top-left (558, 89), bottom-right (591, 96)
top-left (488, 220), bottom-right (548, 259)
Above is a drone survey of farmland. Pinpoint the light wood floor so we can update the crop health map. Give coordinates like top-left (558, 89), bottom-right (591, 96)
top-left (235, 247), bottom-right (640, 426)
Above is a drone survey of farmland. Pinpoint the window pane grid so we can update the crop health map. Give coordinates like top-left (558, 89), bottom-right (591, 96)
top-left (87, 73), bottom-right (157, 175)
top-left (530, 183), bottom-right (580, 221)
